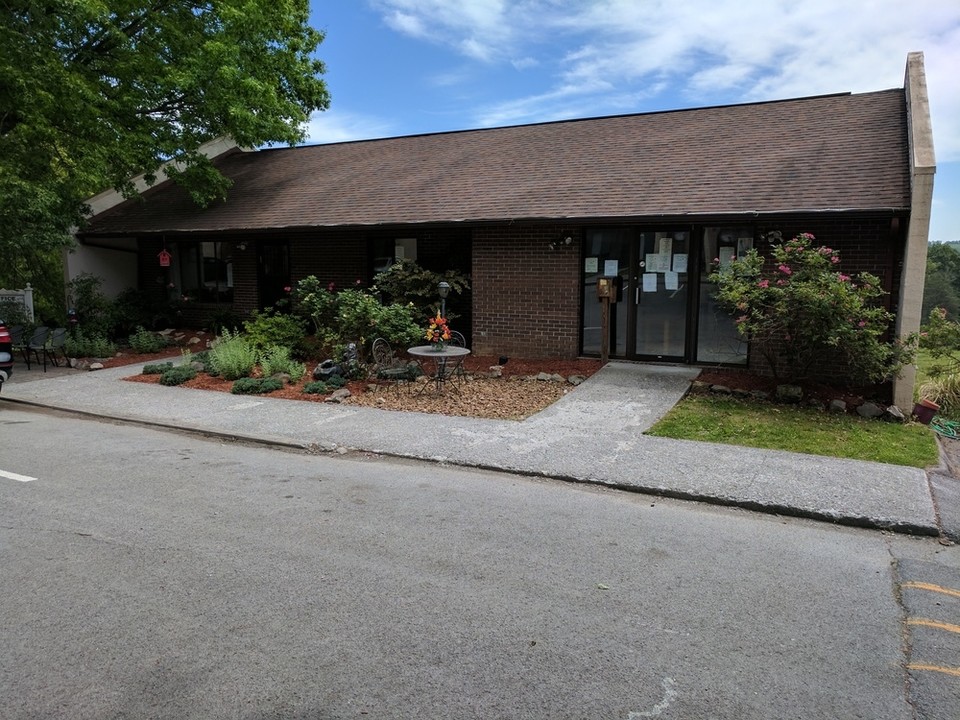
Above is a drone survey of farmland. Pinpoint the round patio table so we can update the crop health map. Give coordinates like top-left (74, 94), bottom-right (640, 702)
top-left (407, 345), bottom-right (471, 394)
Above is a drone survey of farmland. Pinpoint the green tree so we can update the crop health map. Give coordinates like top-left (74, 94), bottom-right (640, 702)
top-left (711, 231), bottom-right (915, 384)
top-left (1, 0), bottom-right (330, 257)
top-left (923, 242), bottom-right (960, 318)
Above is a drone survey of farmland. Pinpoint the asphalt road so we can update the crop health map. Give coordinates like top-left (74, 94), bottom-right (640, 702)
top-left (2, 407), bottom-right (959, 719)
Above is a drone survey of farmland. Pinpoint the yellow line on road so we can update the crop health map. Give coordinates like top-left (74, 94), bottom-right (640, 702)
top-left (901, 581), bottom-right (960, 600)
top-left (908, 618), bottom-right (960, 635)
top-left (907, 663), bottom-right (960, 678)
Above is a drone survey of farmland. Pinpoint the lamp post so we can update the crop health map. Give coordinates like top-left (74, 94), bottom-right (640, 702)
top-left (438, 281), bottom-right (450, 318)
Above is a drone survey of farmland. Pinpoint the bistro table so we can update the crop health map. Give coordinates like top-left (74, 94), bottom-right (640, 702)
top-left (407, 345), bottom-right (471, 394)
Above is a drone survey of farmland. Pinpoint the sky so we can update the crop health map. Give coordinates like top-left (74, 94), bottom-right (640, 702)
top-left (304, 1), bottom-right (960, 243)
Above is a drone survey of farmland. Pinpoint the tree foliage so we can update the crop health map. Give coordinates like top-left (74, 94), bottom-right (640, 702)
top-left (0, 0), bottom-right (330, 256)
top-left (711, 231), bottom-right (915, 384)
top-left (923, 242), bottom-right (960, 319)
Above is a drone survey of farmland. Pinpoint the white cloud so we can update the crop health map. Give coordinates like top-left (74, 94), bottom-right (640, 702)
top-left (370, 0), bottom-right (960, 160)
top-left (302, 110), bottom-right (395, 145)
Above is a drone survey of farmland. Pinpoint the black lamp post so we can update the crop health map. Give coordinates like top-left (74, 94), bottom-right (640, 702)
top-left (438, 281), bottom-right (450, 318)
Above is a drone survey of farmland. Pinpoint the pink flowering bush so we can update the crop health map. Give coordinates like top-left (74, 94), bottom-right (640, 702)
top-left (710, 231), bottom-right (915, 383)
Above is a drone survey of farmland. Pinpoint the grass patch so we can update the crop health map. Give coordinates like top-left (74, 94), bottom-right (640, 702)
top-left (647, 394), bottom-right (939, 468)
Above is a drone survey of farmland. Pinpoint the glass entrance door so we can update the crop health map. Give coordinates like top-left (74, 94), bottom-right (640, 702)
top-left (632, 231), bottom-right (689, 359)
top-left (582, 229), bottom-right (690, 361)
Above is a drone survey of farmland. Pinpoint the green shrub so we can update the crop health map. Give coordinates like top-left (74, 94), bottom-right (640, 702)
top-left (208, 329), bottom-right (257, 380)
top-left (243, 309), bottom-right (307, 353)
top-left (291, 277), bottom-right (338, 335)
top-left (67, 273), bottom-right (112, 338)
top-left (129, 326), bottom-right (168, 353)
top-left (142, 362), bottom-right (174, 375)
top-left (325, 374), bottom-right (346, 389)
top-left (291, 278), bottom-right (422, 355)
top-left (230, 377), bottom-right (284, 395)
top-left (64, 327), bottom-right (117, 358)
top-left (373, 259), bottom-right (471, 322)
top-left (302, 380), bottom-right (330, 394)
top-left (158, 365), bottom-right (197, 386)
top-left (259, 345), bottom-right (306, 382)
top-left (0, 300), bottom-right (32, 327)
top-left (711, 231), bottom-right (915, 384)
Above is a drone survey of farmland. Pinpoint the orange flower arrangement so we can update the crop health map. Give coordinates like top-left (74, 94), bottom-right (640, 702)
top-left (425, 311), bottom-right (452, 347)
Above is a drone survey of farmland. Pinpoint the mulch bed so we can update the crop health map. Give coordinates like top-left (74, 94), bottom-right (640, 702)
top-left (120, 348), bottom-right (604, 421)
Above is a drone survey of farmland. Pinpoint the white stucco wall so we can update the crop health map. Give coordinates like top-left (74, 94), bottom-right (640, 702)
top-left (893, 52), bottom-right (937, 411)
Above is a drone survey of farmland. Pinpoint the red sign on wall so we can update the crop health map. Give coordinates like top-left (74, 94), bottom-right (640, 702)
top-left (158, 249), bottom-right (171, 267)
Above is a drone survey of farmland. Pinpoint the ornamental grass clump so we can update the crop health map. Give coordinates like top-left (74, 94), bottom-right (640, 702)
top-left (917, 307), bottom-right (960, 416)
top-left (711, 231), bottom-right (915, 384)
top-left (208, 329), bottom-right (257, 380)
top-left (259, 345), bottom-right (306, 382)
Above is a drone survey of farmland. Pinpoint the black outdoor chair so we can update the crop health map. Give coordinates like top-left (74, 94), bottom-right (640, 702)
top-left (371, 338), bottom-right (415, 392)
top-left (44, 327), bottom-right (68, 367)
top-left (8, 325), bottom-right (24, 362)
top-left (446, 330), bottom-right (468, 385)
top-left (23, 326), bottom-right (50, 371)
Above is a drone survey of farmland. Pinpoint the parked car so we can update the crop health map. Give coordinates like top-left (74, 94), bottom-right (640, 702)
top-left (0, 319), bottom-right (13, 392)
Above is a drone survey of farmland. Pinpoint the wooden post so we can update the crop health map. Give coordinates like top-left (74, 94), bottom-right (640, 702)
top-left (600, 295), bottom-right (610, 364)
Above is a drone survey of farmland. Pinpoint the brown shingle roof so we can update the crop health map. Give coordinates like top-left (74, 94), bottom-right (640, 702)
top-left (83, 89), bottom-right (910, 236)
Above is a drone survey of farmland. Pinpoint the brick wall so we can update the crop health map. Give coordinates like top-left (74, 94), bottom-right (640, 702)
top-left (472, 226), bottom-right (581, 358)
top-left (291, 231), bottom-right (367, 291)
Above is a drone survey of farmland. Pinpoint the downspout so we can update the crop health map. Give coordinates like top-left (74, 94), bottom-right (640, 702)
top-left (893, 52), bottom-right (936, 410)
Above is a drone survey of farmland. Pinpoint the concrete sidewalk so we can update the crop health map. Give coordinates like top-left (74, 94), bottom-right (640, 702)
top-left (1, 359), bottom-right (950, 538)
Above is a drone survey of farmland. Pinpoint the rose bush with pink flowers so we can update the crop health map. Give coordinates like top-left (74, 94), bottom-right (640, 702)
top-left (710, 231), bottom-right (915, 383)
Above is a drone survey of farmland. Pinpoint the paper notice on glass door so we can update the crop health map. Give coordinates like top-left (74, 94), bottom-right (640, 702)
top-left (672, 253), bottom-right (688, 272)
top-left (642, 273), bottom-right (658, 292)
top-left (664, 272), bottom-right (679, 291)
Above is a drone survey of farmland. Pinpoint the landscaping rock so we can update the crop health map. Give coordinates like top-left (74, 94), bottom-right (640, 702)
top-left (89, 362), bottom-right (104, 371)
top-left (856, 401), bottom-right (884, 419)
top-left (775, 384), bottom-right (803, 403)
top-left (325, 388), bottom-right (352, 403)
top-left (488, 365), bottom-right (503, 378)
top-left (536, 372), bottom-right (552, 381)
top-left (710, 384), bottom-right (732, 395)
top-left (690, 380), bottom-right (711, 392)
top-left (750, 390), bottom-right (770, 401)
top-left (732, 388), bottom-right (751, 399)
top-left (829, 399), bottom-right (847, 413)
top-left (313, 359), bottom-right (341, 380)
top-left (568, 375), bottom-right (586, 386)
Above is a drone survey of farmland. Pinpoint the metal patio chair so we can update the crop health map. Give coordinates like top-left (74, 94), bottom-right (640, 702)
top-left (371, 338), bottom-right (415, 392)
top-left (23, 326), bottom-right (50, 371)
top-left (44, 327), bottom-right (68, 367)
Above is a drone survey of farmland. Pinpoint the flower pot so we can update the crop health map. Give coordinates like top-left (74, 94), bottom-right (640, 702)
top-left (913, 398), bottom-right (939, 425)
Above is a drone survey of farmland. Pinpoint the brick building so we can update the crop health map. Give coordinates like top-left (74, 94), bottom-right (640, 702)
top-left (72, 54), bottom-right (935, 407)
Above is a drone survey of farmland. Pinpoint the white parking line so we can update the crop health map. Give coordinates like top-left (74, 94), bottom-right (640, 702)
top-left (0, 469), bottom-right (37, 482)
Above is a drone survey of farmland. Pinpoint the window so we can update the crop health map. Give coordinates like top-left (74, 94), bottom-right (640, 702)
top-left (696, 227), bottom-right (752, 364)
top-left (175, 241), bottom-right (235, 303)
